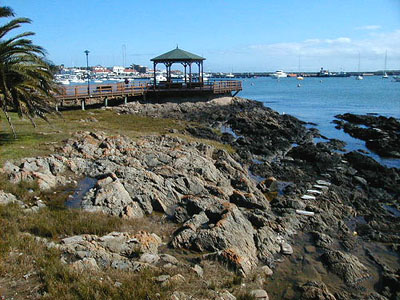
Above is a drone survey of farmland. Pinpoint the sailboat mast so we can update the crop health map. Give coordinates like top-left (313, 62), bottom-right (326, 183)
top-left (384, 50), bottom-right (387, 72)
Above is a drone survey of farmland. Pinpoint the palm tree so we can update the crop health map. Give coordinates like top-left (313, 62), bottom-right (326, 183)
top-left (0, 6), bottom-right (58, 137)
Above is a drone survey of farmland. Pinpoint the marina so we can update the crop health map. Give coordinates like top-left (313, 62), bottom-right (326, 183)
top-left (55, 47), bottom-right (242, 109)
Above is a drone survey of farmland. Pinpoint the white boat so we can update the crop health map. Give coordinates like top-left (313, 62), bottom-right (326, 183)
top-left (383, 51), bottom-right (389, 79)
top-left (150, 75), bottom-right (167, 83)
top-left (271, 70), bottom-right (288, 78)
top-left (296, 75), bottom-right (304, 80)
top-left (225, 73), bottom-right (235, 78)
top-left (69, 75), bottom-right (85, 83)
top-left (56, 78), bottom-right (70, 85)
top-left (356, 52), bottom-right (363, 80)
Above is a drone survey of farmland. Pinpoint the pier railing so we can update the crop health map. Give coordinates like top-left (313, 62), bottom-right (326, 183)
top-left (55, 80), bottom-right (242, 107)
top-left (56, 82), bottom-right (147, 102)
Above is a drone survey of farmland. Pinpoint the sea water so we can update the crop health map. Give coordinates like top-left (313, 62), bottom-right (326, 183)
top-left (240, 76), bottom-right (399, 168)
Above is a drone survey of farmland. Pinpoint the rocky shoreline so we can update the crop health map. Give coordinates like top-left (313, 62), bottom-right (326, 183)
top-left (1, 96), bottom-right (399, 299)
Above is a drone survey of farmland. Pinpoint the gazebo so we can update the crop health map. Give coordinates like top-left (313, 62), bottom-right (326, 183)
top-left (151, 47), bottom-right (205, 88)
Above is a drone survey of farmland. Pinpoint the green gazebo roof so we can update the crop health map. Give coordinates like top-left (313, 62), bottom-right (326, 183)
top-left (151, 47), bottom-right (205, 62)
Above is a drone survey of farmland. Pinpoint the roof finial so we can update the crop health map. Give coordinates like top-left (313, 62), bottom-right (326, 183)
top-left (176, 44), bottom-right (179, 49)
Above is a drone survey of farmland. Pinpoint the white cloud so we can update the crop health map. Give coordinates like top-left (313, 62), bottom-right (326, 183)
top-left (325, 37), bottom-right (351, 44)
top-left (356, 25), bottom-right (382, 30)
top-left (244, 30), bottom-right (400, 71)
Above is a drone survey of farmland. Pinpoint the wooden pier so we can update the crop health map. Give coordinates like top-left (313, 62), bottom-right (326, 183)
top-left (55, 80), bottom-right (242, 110)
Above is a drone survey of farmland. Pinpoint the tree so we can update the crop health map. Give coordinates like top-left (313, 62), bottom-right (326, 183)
top-left (0, 5), bottom-right (59, 137)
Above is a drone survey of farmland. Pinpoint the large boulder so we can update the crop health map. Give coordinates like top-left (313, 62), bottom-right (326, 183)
top-left (321, 250), bottom-right (370, 285)
top-left (172, 203), bottom-right (258, 275)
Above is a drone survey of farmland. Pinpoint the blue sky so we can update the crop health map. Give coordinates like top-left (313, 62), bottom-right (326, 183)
top-left (2, 0), bottom-right (400, 72)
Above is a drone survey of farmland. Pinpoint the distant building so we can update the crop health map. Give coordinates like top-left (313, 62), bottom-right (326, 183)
top-left (171, 70), bottom-right (183, 75)
top-left (113, 66), bottom-right (125, 74)
top-left (131, 64), bottom-right (148, 74)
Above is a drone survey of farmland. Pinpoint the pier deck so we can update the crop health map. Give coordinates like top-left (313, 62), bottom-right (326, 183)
top-left (55, 80), bottom-right (242, 109)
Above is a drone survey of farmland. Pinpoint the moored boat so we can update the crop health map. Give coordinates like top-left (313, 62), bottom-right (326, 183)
top-left (271, 70), bottom-right (288, 78)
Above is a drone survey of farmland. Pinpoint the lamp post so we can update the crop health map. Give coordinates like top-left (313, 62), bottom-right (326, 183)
top-left (84, 50), bottom-right (90, 95)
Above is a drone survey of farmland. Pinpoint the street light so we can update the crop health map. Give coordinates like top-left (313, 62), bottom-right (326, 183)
top-left (84, 50), bottom-right (90, 95)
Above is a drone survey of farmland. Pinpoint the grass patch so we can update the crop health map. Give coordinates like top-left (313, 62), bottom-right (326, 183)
top-left (0, 109), bottom-right (234, 166)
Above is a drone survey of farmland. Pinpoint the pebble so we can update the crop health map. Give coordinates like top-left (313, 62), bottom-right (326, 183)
top-left (192, 264), bottom-right (204, 278)
top-left (139, 253), bottom-right (160, 264)
top-left (313, 184), bottom-right (329, 190)
top-left (307, 189), bottom-right (322, 195)
top-left (316, 180), bottom-right (331, 186)
top-left (155, 275), bottom-right (170, 283)
top-left (296, 209), bottom-right (315, 216)
top-left (301, 195), bottom-right (316, 200)
top-left (261, 265), bottom-right (273, 276)
top-left (281, 242), bottom-right (293, 255)
top-left (250, 289), bottom-right (269, 300)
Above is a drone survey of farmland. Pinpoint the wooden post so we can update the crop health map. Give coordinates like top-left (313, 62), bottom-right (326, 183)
top-left (104, 96), bottom-right (108, 107)
top-left (81, 99), bottom-right (85, 111)
top-left (124, 96), bottom-right (127, 104)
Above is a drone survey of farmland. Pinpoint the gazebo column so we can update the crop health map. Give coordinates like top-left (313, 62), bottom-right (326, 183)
top-left (182, 62), bottom-right (187, 85)
top-left (197, 62), bottom-right (201, 83)
top-left (189, 63), bottom-right (192, 87)
top-left (201, 61), bottom-right (204, 84)
top-left (165, 62), bottom-right (172, 82)
top-left (153, 62), bottom-right (157, 90)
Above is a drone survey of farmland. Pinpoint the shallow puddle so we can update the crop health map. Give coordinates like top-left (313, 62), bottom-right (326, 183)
top-left (65, 177), bottom-right (97, 208)
top-left (220, 125), bottom-right (243, 139)
top-left (382, 204), bottom-right (400, 217)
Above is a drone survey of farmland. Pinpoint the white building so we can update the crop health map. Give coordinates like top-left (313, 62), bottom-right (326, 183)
top-left (112, 66), bottom-right (125, 74)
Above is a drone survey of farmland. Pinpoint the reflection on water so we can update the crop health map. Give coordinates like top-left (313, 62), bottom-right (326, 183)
top-left (220, 125), bottom-right (243, 140)
top-left (65, 177), bottom-right (97, 208)
top-left (383, 204), bottom-right (400, 217)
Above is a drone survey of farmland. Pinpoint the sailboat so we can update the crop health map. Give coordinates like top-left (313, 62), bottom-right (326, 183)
top-left (297, 55), bottom-right (304, 80)
top-left (382, 51), bottom-right (389, 79)
top-left (356, 52), bottom-right (363, 80)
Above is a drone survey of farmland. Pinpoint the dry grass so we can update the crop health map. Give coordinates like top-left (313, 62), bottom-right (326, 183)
top-left (0, 108), bottom-right (234, 165)
top-left (0, 107), bottom-right (247, 299)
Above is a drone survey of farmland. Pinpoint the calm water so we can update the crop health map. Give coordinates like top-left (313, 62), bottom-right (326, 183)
top-left (239, 76), bottom-right (400, 168)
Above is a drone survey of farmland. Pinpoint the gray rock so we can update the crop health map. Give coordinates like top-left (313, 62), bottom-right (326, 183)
top-left (0, 191), bottom-right (23, 206)
top-left (354, 176), bottom-right (368, 186)
top-left (281, 242), bottom-right (293, 255)
top-left (139, 253), bottom-right (160, 264)
top-left (300, 281), bottom-right (336, 300)
top-left (61, 235), bottom-right (85, 245)
top-left (321, 250), bottom-right (370, 284)
top-left (160, 254), bottom-right (179, 265)
top-left (172, 204), bottom-right (258, 275)
top-left (261, 265), bottom-right (273, 277)
top-left (216, 290), bottom-right (236, 300)
top-left (155, 274), bottom-right (170, 283)
top-left (71, 258), bottom-right (99, 271)
top-left (255, 226), bottom-right (282, 263)
top-left (250, 289), bottom-right (269, 300)
top-left (192, 264), bottom-right (204, 278)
